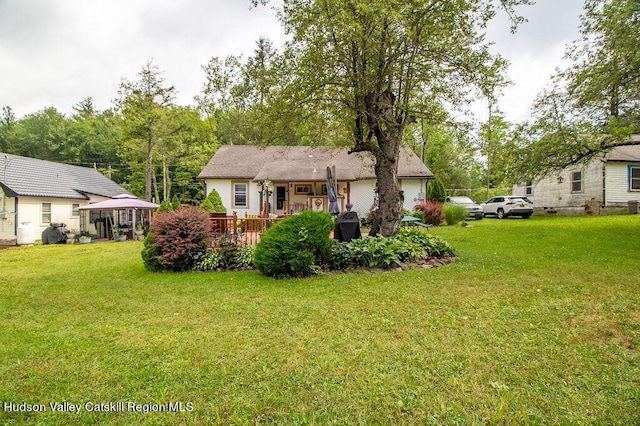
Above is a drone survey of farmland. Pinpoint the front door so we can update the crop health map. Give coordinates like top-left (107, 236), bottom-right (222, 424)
top-left (275, 186), bottom-right (286, 215)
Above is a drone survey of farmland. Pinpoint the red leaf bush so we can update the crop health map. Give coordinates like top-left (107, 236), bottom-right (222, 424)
top-left (414, 200), bottom-right (444, 226)
top-left (142, 206), bottom-right (213, 272)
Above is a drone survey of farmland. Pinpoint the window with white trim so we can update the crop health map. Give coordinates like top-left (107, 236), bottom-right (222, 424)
top-left (571, 171), bottom-right (583, 193)
top-left (72, 203), bottom-right (80, 217)
top-left (525, 181), bottom-right (533, 195)
top-left (42, 203), bottom-right (51, 224)
top-left (233, 182), bottom-right (248, 208)
top-left (630, 165), bottom-right (640, 191)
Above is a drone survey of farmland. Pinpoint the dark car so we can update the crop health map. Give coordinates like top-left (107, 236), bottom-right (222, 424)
top-left (446, 196), bottom-right (484, 220)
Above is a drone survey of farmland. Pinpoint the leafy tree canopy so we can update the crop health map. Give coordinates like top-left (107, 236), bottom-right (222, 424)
top-left (518, 0), bottom-right (640, 179)
top-left (251, 0), bottom-right (530, 235)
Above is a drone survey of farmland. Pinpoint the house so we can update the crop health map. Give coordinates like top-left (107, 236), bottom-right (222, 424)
top-left (198, 145), bottom-right (434, 219)
top-left (512, 138), bottom-right (640, 214)
top-left (0, 153), bottom-right (131, 245)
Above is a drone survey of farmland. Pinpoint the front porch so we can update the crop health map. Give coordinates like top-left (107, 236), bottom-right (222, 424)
top-left (256, 180), bottom-right (349, 216)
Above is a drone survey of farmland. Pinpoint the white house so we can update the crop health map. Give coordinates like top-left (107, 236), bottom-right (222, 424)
top-left (512, 140), bottom-right (640, 214)
top-left (198, 145), bottom-right (434, 219)
top-left (0, 153), bottom-right (130, 245)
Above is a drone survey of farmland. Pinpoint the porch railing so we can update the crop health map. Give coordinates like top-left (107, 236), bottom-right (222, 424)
top-left (208, 212), bottom-right (284, 246)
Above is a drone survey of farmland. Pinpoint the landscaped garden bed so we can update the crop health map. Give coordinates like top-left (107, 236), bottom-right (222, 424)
top-left (141, 208), bottom-right (456, 278)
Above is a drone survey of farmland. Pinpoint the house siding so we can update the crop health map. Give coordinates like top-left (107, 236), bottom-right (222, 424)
top-left (205, 179), bottom-right (260, 216)
top-left (605, 162), bottom-right (640, 206)
top-left (400, 179), bottom-right (426, 210)
top-left (514, 160), bottom-right (604, 209)
top-left (0, 195), bottom-right (17, 244)
top-left (347, 180), bottom-right (376, 218)
top-left (205, 177), bottom-right (426, 219)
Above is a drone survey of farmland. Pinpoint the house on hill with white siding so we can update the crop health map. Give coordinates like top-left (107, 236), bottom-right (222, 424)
top-left (513, 138), bottom-right (640, 214)
top-left (198, 145), bottom-right (434, 219)
top-left (0, 153), bottom-right (130, 245)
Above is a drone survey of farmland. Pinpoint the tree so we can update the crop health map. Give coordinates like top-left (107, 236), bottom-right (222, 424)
top-left (201, 188), bottom-right (226, 213)
top-left (409, 121), bottom-right (484, 199)
top-left (479, 111), bottom-right (519, 196)
top-left (117, 60), bottom-right (177, 201)
top-left (66, 99), bottom-right (122, 175)
top-left (0, 106), bottom-right (17, 153)
top-left (428, 178), bottom-right (447, 203)
top-left (254, 0), bottom-right (529, 236)
top-left (8, 107), bottom-right (69, 161)
top-left (520, 0), bottom-right (640, 178)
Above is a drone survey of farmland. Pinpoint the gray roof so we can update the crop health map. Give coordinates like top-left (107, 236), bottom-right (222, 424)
top-left (606, 139), bottom-right (640, 162)
top-left (0, 153), bottom-right (130, 199)
top-left (198, 145), bottom-right (434, 182)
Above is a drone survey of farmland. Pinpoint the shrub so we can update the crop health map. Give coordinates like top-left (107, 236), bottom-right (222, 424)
top-left (192, 249), bottom-right (224, 271)
top-left (234, 244), bottom-right (255, 269)
top-left (414, 200), bottom-right (444, 226)
top-left (171, 195), bottom-right (182, 211)
top-left (156, 199), bottom-right (173, 213)
top-left (443, 203), bottom-right (468, 225)
top-left (201, 189), bottom-right (226, 213)
top-left (411, 209), bottom-right (425, 222)
top-left (254, 210), bottom-right (334, 278)
top-left (192, 242), bottom-right (255, 272)
top-left (329, 227), bottom-right (456, 271)
top-left (428, 178), bottom-right (447, 202)
top-left (143, 206), bottom-right (213, 272)
top-left (141, 231), bottom-right (163, 272)
top-left (330, 240), bottom-right (353, 271)
top-left (394, 227), bottom-right (455, 258)
top-left (349, 236), bottom-right (403, 268)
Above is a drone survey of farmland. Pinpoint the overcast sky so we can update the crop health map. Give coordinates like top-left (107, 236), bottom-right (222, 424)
top-left (0, 0), bottom-right (584, 124)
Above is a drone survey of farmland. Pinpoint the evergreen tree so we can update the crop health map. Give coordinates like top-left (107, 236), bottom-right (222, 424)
top-left (428, 179), bottom-right (447, 203)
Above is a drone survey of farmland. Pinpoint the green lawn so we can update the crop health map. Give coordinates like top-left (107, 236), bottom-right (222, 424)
top-left (1, 215), bottom-right (639, 425)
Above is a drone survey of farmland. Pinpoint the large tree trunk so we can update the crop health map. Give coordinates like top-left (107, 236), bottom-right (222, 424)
top-left (364, 90), bottom-right (408, 237)
top-left (372, 132), bottom-right (404, 237)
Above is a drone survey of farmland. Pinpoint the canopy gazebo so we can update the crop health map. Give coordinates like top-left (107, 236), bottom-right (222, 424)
top-left (78, 194), bottom-right (159, 240)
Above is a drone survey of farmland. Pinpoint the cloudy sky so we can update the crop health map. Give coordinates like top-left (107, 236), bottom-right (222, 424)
top-left (0, 0), bottom-right (584, 123)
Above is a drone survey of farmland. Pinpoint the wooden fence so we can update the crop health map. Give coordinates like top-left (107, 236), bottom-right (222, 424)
top-left (208, 212), bottom-right (283, 246)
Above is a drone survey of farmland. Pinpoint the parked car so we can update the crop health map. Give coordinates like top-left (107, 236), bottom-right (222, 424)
top-left (446, 196), bottom-right (483, 220)
top-left (481, 196), bottom-right (533, 219)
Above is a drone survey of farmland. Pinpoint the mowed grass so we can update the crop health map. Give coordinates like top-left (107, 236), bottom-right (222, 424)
top-left (0, 215), bottom-right (639, 425)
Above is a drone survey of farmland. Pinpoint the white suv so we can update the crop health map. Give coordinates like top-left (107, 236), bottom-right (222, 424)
top-left (481, 196), bottom-right (533, 219)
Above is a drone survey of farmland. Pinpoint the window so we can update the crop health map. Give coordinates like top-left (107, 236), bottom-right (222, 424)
top-left (233, 182), bottom-right (248, 208)
top-left (571, 171), bottom-right (583, 193)
top-left (71, 203), bottom-right (80, 217)
top-left (525, 181), bottom-right (533, 195)
top-left (42, 203), bottom-right (51, 224)
top-left (630, 166), bottom-right (640, 191)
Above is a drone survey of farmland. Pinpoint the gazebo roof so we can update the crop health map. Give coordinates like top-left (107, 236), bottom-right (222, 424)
top-left (78, 194), bottom-right (159, 210)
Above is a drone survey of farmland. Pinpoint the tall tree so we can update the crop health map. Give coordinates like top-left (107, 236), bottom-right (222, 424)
top-left (253, 0), bottom-right (529, 236)
top-left (0, 106), bottom-right (17, 153)
top-left (412, 122), bottom-right (483, 198)
top-left (479, 111), bottom-right (519, 196)
top-left (9, 107), bottom-right (68, 161)
top-left (117, 60), bottom-right (177, 201)
top-left (520, 0), bottom-right (640, 178)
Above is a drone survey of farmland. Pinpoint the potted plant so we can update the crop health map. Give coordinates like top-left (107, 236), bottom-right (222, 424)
top-left (113, 227), bottom-right (127, 242)
top-left (67, 228), bottom-right (77, 242)
top-left (79, 234), bottom-right (91, 244)
top-left (135, 223), bottom-right (144, 236)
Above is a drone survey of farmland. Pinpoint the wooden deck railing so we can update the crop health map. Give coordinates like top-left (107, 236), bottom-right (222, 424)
top-left (208, 212), bottom-right (283, 246)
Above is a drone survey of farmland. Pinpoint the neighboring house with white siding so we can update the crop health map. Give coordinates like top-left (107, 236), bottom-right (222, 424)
top-left (0, 153), bottom-right (130, 245)
top-left (198, 145), bottom-right (434, 219)
top-left (512, 139), bottom-right (640, 214)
